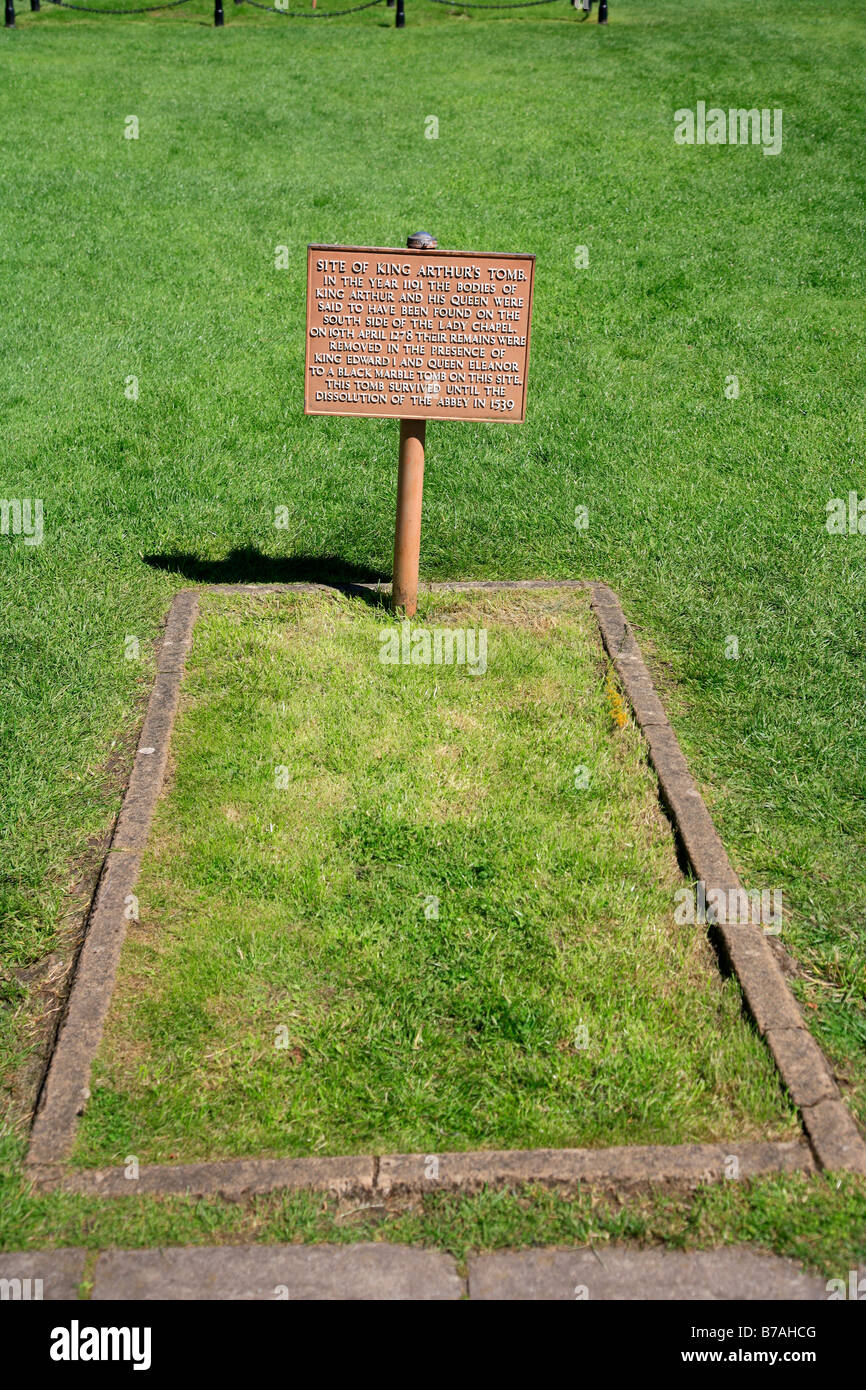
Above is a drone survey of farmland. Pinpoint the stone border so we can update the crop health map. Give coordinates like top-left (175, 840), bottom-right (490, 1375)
top-left (0, 1244), bottom-right (840, 1301)
top-left (587, 582), bottom-right (866, 1175)
top-left (27, 591), bottom-right (199, 1166)
top-left (25, 579), bottom-right (866, 1188)
top-left (26, 1139), bottom-right (812, 1199)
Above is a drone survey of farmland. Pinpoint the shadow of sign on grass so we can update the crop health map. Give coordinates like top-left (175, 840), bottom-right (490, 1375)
top-left (142, 548), bottom-right (389, 588)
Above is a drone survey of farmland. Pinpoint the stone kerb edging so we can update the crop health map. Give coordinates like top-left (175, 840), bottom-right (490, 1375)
top-left (24, 579), bottom-right (865, 1195)
top-left (27, 1139), bottom-right (812, 1200)
top-left (588, 582), bottom-right (866, 1174)
top-left (27, 591), bottom-right (199, 1165)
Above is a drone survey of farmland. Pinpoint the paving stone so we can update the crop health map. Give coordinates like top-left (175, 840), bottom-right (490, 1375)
top-left (91, 1244), bottom-right (463, 1301)
top-left (42, 1155), bottom-right (375, 1200)
top-left (717, 923), bottom-right (806, 1034)
top-left (467, 1248), bottom-right (828, 1301)
top-left (0, 1249), bottom-right (86, 1300)
top-left (766, 1027), bottom-right (838, 1109)
top-left (614, 674), bottom-right (670, 726)
top-left (112, 673), bottom-right (184, 851)
top-left (642, 720), bottom-right (694, 775)
top-left (802, 1099), bottom-right (866, 1174)
top-left (157, 590), bottom-right (198, 672)
top-left (376, 1141), bottom-right (811, 1197)
top-left (589, 596), bottom-right (629, 654)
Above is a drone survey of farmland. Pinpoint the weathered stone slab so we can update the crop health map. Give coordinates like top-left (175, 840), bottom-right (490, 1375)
top-left (0, 1249), bottom-right (86, 1300)
top-left (157, 589), bottom-right (198, 672)
top-left (112, 671), bottom-right (185, 851)
top-left (766, 1028), bottom-right (838, 1109)
top-left (376, 1141), bottom-right (811, 1197)
top-left (91, 1244), bottom-right (463, 1301)
top-left (468, 1247), bottom-right (828, 1301)
top-left (717, 924), bottom-right (806, 1034)
top-left (36, 1155), bottom-right (375, 1201)
top-left (802, 1099), bottom-right (866, 1174)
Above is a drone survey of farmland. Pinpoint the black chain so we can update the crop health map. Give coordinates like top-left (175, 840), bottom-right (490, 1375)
top-left (43, 0), bottom-right (193, 12)
top-left (240, 0), bottom-right (385, 15)
top-left (39, 0), bottom-right (565, 17)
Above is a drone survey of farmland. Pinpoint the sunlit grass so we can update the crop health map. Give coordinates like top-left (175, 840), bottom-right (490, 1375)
top-left (75, 589), bottom-right (794, 1161)
top-left (1, 0), bottom-right (863, 1250)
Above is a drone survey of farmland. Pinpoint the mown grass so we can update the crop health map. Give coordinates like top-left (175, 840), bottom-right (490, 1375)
top-left (74, 589), bottom-right (794, 1161)
top-left (1, 0), bottom-right (863, 1250)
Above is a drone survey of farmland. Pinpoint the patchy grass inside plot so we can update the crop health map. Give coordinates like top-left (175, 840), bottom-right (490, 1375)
top-left (74, 589), bottom-right (795, 1164)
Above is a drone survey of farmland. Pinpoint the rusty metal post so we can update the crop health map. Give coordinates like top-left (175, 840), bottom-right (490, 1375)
top-left (391, 230), bottom-right (436, 616)
top-left (392, 419), bottom-right (426, 616)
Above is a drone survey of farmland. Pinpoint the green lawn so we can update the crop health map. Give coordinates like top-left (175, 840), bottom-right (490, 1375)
top-left (73, 588), bottom-right (794, 1163)
top-left (1, 0), bottom-right (864, 1252)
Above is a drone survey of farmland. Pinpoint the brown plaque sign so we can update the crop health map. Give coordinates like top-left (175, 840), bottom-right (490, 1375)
top-left (304, 244), bottom-right (535, 423)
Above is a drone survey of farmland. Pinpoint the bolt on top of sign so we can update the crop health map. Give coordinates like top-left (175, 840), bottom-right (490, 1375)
top-left (304, 245), bottom-right (535, 423)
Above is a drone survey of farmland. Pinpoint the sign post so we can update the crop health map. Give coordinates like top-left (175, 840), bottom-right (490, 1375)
top-left (304, 233), bottom-right (535, 616)
top-left (392, 418), bottom-right (426, 614)
top-left (390, 230), bottom-right (435, 615)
